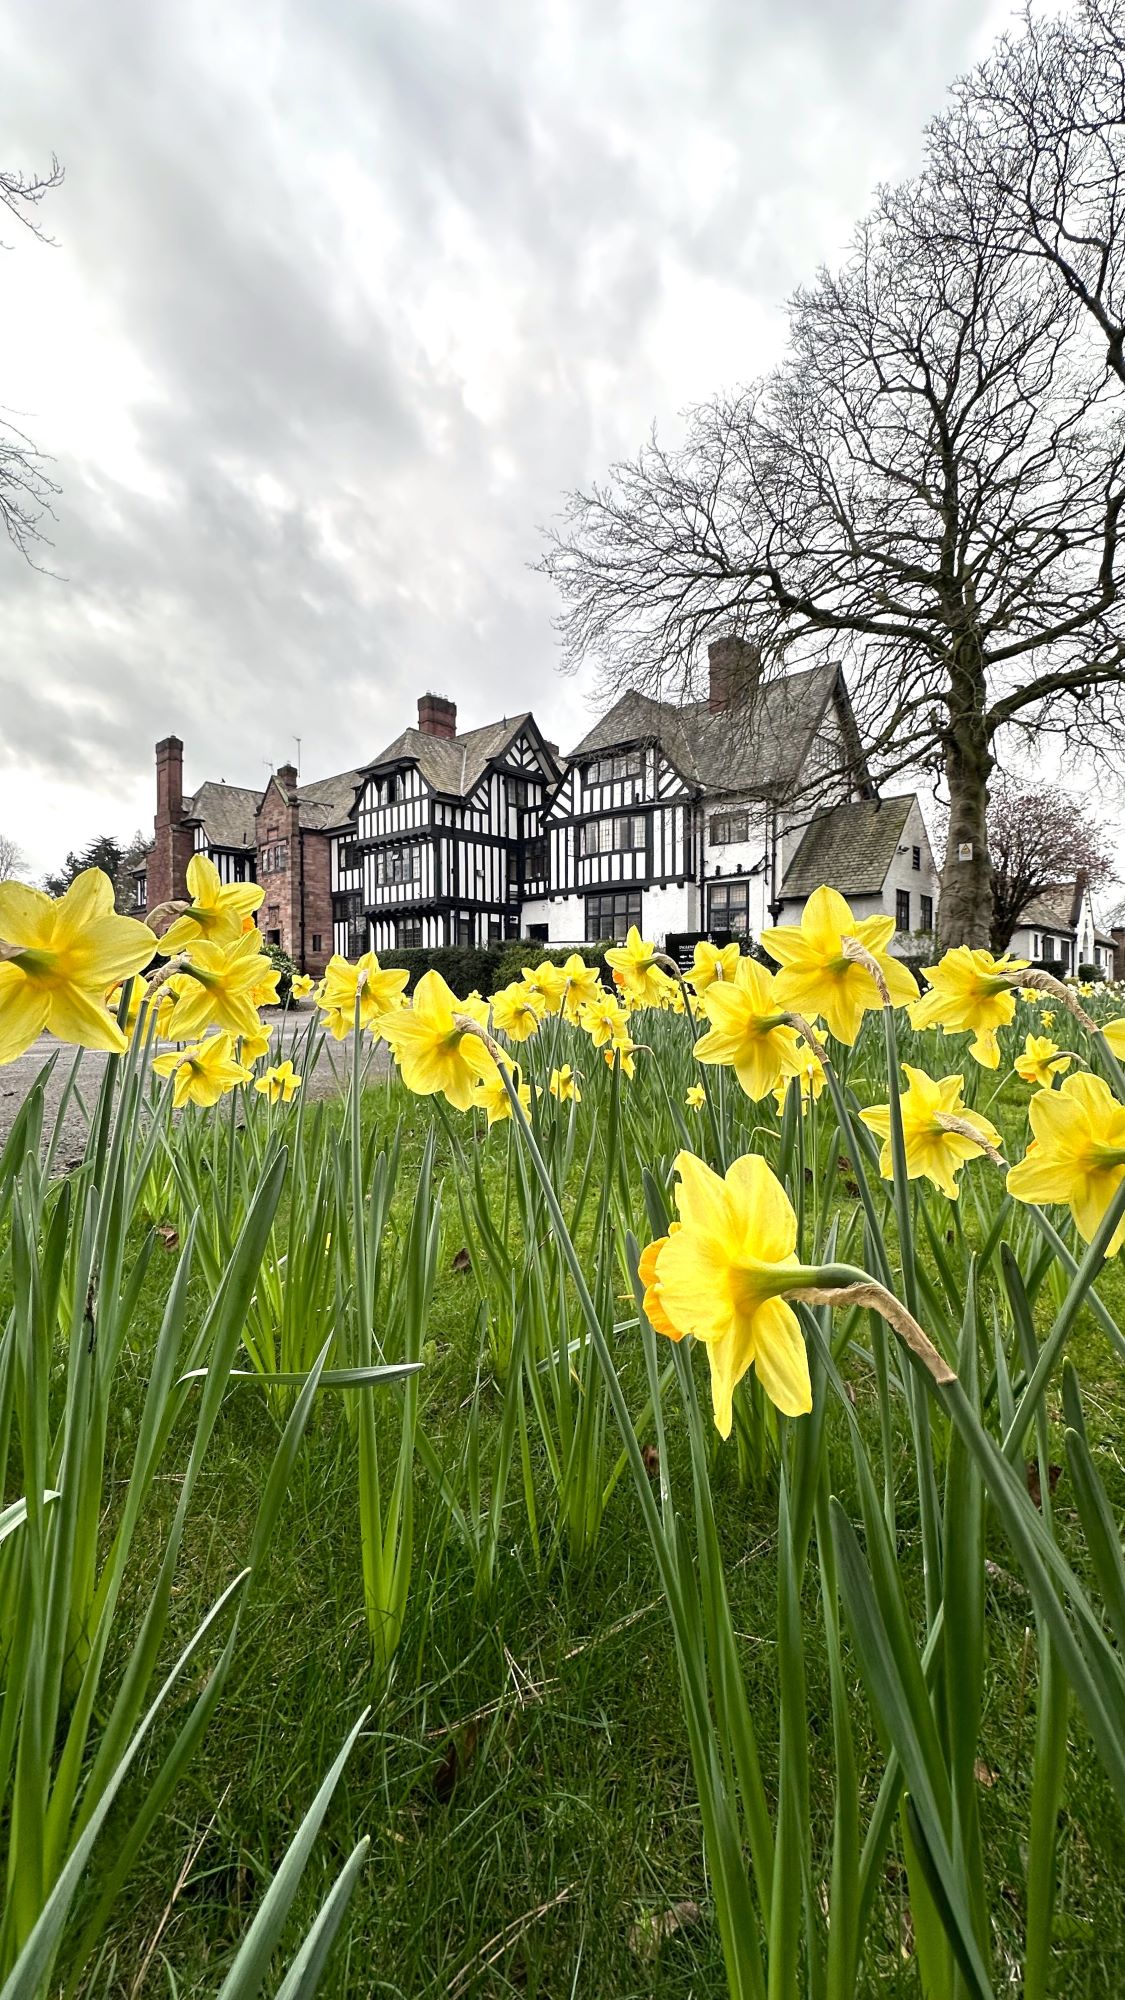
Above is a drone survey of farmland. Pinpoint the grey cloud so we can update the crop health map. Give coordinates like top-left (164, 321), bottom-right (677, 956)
top-left (0, 0), bottom-right (1006, 871)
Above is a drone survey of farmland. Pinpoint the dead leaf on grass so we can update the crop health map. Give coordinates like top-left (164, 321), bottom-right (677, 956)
top-left (628, 1900), bottom-right (701, 1959)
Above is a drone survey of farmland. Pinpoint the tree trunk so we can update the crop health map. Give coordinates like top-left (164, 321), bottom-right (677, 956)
top-left (937, 639), bottom-right (994, 949)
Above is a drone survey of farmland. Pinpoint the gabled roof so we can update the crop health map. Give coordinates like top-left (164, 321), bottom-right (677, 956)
top-left (182, 781), bottom-right (260, 851)
top-left (361, 713), bottom-right (542, 797)
top-left (566, 663), bottom-right (850, 795)
top-left (780, 794), bottom-right (917, 900)
top-left (1021, 883), bottom-right (1082, 933)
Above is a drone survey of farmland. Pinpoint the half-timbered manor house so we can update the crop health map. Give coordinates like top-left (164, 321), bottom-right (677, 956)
top-left (540, 638), bottom-right (940, 947)
top-left (136, 644), bottom-right (940, 971)
top-left (329, 695), bottom-right (561, 957)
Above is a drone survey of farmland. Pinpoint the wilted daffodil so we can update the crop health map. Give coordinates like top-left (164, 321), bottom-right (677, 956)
top-left (0, 870), bottom-right (157, 1064)
top-left (860, 1066), bottom-right (1001, 1199)
top-left (165, 931), bottom-right (273, 1043)
top-left (1013, 1034), bottom-right (1071, 1090)
top-left (158, 853), bottom-right (264, 952)
top-left (153, 1031), bottom-right (252, 1108)
top-left (693, 956), bottom-right (804, 1101)
top-left (604, 927), bottom-right (670, 1008)
top-left (254, 1059), bottom-right (302, 1103)
top-left (640, 1151), bottom-right (811, 1435)
top-left (685, 939), bottom-right (740, 994)
top-left (909, 946), bottom-right (1027, 1068)
top-left (382, 969), bottom-right (497, 1111)
top-left (549, 1064), bottom-right (582, 1102)
top-left (1007, 1071), bottom-right (1125, 1253)
top-left (316, 952), bottom-right (409, 1040)
top-left (491, 982), bottom-right (546, 1042)
top-left (761, 886), bottom-right (918, 1046)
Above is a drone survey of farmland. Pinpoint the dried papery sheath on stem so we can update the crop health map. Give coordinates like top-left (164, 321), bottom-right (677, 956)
top-left (841, 934), bottom-right (893, 1008)
top-left (786, 1279), bottom-right (956, 1386)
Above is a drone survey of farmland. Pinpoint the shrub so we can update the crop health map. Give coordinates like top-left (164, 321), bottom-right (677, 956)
top-left (262, 939), bottom-right (296, 1005)
top-left (374, 946), bottom-right (504, 997)
top-left (1078, 961), bottom-right (1105, 982)
top-left (492, 940), bottom-right (605, 990)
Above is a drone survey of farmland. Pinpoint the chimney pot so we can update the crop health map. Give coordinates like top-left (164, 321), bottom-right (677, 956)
top-left (708, 636), bottom-right (761, 713)
top-left (418, 693), bottom-right (458, 739)
top-left (277, 762), bottom-right (298, 791)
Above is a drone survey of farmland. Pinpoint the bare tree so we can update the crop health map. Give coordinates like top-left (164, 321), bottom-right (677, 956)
top-left (0, 833), bottom-right (27, 882)
top-left (543, 11), bottom-right (1125, 948)
top-left (934, 774), bottom-right (1113, 951)
top-left (1, 156), bottom-right (63, 560)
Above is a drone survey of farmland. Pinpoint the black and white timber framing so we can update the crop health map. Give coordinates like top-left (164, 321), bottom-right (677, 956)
top-left (329, 715), bottom-right (560, 957)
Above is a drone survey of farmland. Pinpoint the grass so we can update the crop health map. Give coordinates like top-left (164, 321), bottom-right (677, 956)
top-left (49, 1070), bottom-right (1125, 1998)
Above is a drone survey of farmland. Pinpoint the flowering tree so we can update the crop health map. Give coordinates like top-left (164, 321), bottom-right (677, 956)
top-left (542, 4), bottom-right (1125, 950)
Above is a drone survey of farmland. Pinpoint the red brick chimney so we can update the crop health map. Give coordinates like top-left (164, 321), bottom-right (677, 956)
top-left (708, 636), bottom-right (761, 713)
top-left (149, 736), bottom-right (193, 909)
top-left (276, 761), bottom-right (298, 795)
top-left (418, 693), bottom-right (457, 739)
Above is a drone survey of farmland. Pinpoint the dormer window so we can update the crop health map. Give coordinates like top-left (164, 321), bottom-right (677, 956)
top-left (378, 774), bottom-right (400, 806)
top-left (587, 751), bottom-right (642, 785)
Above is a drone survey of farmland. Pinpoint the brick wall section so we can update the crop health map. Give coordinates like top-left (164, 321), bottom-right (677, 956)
top-left (255, 768), bottom-right (301, 962)
top-left (148, 736), bottom-right (194, 909)
top-left (300, 832), bottom-right (334, 976)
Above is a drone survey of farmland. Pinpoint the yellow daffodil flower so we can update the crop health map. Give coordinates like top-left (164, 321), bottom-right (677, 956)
top-left (158, 854), bottom-right (264, 952)
top-left (771, 1046), bottom-right (827, 1116)
top-left (254, 1059), bottom-right (302, 1103)
top-left (692, 955), bottom-right (804, 1101)
top-left (604, 927), bottom-right (671, 1009)
top-left (579, 993), bottom-right (632, 1050)
top-left (1102, 1018), bottom-right (1125, 1059)
top-left (602, 1039), bottom-right (637, 1077)
top-left (1041, 1009), bottom-right (1055, 1029)
top-left (316, 952), bottom-right (409, 1040)
top-left (165, 930), bottom-right (274, 1043)
top-left (642, 1151), bottom-right (811, 1434)
top-left (860, 1065), bottom-right (1001, 1199)
top-left (521, 961), bottom-right (569, 1015)
top-left (559, 954), bottom-right (604, 1024)
top-left (291, 973), bottom-right (315, 999)
top-left (382, 969), bottom-right (497, 1110)
top-left (909, 945), bottom-right (1027, 1068)
top-left (239, 1026), bottom-right (273, 1065)
top-left (549, 1064), bottom-right (581, 1102)
top-left (460, 991), bottom-right (492, 1027)
top-left (685, 939), bottom-right (740, 994)
top-left (1007, 1070), bottom-right (1125, 1252)
top-left (1013, 1034), bottom-right (1071, 1090)
top-left (761, 886), bottom-right (918, 1046)
top-left (152, 1031), bottom-right (252, 1108)
top-left (0, 869), bottom-right (158, 1064)
top-left (471, 1058), bottom-right (531, 1125)
top-left (638, 1230), bottom-right (682, 1339)
top-left (685, 1084), bottom-right (706, 1111)
top-left (491, 982), bottom-right (546, 1042)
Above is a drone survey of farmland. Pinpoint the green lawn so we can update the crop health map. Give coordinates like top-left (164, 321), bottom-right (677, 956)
top-left (67, 1077), bottom-right (1125, 1998)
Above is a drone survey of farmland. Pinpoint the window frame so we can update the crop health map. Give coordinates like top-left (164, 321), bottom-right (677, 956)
top-left (585, 889), bottom-right (643, 942)
top-left (920, 893), bottom-right (933, 931)
top-left (580, 813), bottom-right (647, 857)
top-left (709, 810), bottom-right (750, 848)
top-left (708, 879), bottom-right (751, 936)
top-left (896, 888), bottom-right (911, 932)
top-left (374, 843), bottom-right (421, 888)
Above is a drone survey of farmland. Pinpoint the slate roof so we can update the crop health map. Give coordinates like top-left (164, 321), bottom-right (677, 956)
top-left (362, 714), bottom-right (536, 796)
top-left (780, 794), bottom-right (916, 899)
top-left (567, 664), bottom-right (845, 794)
top-left (181, 781), bottom-right (260, 851)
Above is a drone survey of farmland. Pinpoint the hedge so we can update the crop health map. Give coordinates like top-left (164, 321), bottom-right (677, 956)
top-left (370, 940), bottom-right (609, 998)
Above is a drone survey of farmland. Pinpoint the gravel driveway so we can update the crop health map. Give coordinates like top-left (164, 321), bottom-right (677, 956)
top-left (0, 1008), bottom-right (390, 1168)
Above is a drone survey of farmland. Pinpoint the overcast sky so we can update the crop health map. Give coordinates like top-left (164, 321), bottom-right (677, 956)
top-left (0, 0), bottom-right (1013, 878)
